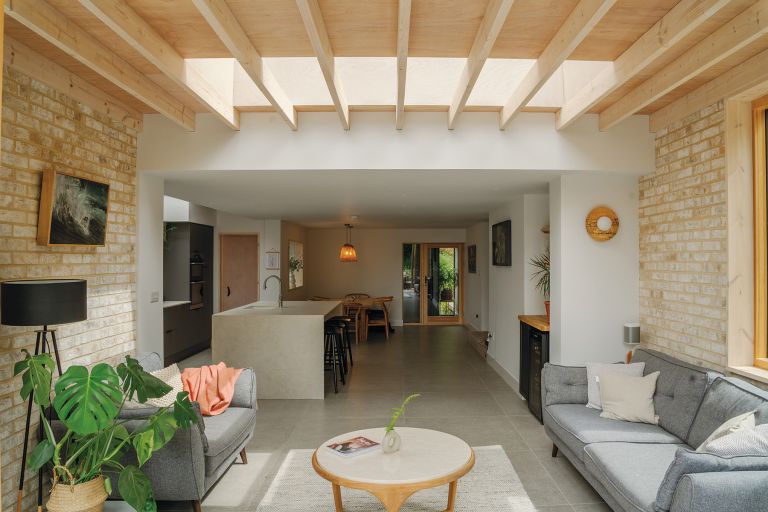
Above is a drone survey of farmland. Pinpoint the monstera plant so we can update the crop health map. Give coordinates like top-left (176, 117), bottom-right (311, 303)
top-left (14, 351), bottom-right (195, 512)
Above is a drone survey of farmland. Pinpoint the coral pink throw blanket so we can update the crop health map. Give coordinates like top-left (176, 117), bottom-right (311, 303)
top-left (181, 363), bottom-right (243, 416)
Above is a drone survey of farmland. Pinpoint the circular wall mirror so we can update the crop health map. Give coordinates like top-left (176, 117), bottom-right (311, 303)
top-left (585, 206), bottom-right (619, 241)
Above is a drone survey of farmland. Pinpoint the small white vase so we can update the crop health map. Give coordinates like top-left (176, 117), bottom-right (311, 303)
top-left (382, 429), bottom-right (401, 454)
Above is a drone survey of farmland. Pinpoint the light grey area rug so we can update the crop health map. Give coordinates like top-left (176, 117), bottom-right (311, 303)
top-left (255, 445), bottom-right (536, 511)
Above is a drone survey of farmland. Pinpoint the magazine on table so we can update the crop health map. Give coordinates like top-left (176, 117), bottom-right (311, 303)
top-left (326, 436), bottom-right (381, 458)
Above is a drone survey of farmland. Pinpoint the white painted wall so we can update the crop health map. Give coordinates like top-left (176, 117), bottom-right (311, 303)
top-left (189, 203), bottom-right (216, 226)
top-left (214, 213), bottom-right (282, 312)
top-left (549, 175), bottom-right (639, 366)
top-left (304, 228), bottom-right (466, 326)
top-left (487, 194), bottom-right (549, 385)
top-left (465, 222), bottom-right (489, 332)
top-left (163, 196), bottom-right (189, 222)
top-left (137, 174), bottom-right (165, 357)
top-left (138, 112), bottom-right (653, 175)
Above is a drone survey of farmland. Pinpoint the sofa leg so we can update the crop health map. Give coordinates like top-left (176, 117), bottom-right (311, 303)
top-left (240, 448), bottom-right (248, 464)
top-left (191, 500), bottom-right (202, 512)
top-left (551, 444), bottom-right (559, 457)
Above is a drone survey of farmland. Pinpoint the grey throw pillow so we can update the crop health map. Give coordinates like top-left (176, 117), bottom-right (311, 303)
top-left (654, 447), bottom-right (768, 512)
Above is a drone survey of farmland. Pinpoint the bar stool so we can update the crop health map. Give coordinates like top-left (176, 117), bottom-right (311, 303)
top-left (324, 322), bottom-right (346, 393)
top-left (329, 316), bottom-right (354, 370)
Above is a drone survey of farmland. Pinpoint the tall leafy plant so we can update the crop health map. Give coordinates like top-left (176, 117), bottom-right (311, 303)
top-left (529, 246), bottom-right (550, 298)
top-left (14, 352), bottom-right (195, 512)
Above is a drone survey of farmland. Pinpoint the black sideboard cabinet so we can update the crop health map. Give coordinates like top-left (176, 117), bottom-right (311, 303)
top-left (519, 315), bottom-right (550, 424)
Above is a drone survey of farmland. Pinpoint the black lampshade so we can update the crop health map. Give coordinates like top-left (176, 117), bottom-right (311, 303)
top-left (1, 279), bottom-right (87, 326)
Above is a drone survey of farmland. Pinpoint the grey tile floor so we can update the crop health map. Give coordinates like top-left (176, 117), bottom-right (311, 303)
top-left (181, 325), bottom-right (609, 511)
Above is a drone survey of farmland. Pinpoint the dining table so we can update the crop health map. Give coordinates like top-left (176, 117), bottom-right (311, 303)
top-left (339, 296), bottom-right (394, 341)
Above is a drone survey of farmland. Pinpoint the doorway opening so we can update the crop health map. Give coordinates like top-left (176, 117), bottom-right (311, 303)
top-left (402, 243), bottom-right (463, 325)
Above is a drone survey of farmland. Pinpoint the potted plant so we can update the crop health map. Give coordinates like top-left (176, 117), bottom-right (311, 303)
top-left (288, 256), bottom-right (304, 289)
top-left (14, 351), bottom-right (195, 512)
top-left (529, 247), bottom-right (550, 321)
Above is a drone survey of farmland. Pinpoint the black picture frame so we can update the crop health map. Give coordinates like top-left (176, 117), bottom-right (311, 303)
top-left (468, 245), bottom-right (477, 273)
top-left (492, 220), bottom-right (512, 266)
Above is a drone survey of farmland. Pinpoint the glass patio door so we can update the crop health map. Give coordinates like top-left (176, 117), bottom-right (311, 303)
top-left (402, 243), bottom-right (463, 324)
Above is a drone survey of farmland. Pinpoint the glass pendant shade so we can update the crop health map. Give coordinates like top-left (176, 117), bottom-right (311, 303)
top-left (339, 224), bottom-right (358, 262)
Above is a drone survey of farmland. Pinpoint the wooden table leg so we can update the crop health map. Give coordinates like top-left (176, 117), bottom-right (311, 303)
top-left (445, 480), bottom-right (458, 512)
top-left (332, 484), bottom-right (343, 512)
top-left (369, 488), bottom-right (415, 512)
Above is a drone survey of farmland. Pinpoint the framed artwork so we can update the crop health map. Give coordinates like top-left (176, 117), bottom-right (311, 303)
top-left (468, 245), bottom-right (477, 273)
top-left (37, 169), bottom-right (110, 246)
top-left (265, 249), bottom-right (280, 270)
top-left (288, 240), bottom-right (304, 290)
top-left (492, 220), bottom-right (512, 266)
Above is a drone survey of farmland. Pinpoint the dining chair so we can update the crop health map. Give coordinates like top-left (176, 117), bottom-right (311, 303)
top-left (345, 293), bottom-right (370, 301)
top-left (342, 302), bottom-right (363, 345)
top-left (365, 296), bottom-right (393, 340)
top-left (310, 296), bottom-right (331, 300)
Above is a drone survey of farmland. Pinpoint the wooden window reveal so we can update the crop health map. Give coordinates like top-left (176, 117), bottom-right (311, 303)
top-left (753, 96), bottom-right (768, 369)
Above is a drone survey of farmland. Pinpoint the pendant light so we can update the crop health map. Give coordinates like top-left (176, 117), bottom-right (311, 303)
top-left (339, 223), bottom-right (358, 262)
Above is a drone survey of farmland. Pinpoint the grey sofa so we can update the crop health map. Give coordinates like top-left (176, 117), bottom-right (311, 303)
top-left (112, 353), bottom-right (258, 511)
top-left (542, 347), bottom-right (768, 512)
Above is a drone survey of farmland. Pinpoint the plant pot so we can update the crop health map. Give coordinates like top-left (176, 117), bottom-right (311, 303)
top-left (382, 429), bottom-right (402, 454)
top-left (544, 300), bottom-right (551, 322)
top-left (440, 289), bottom-right (453, 302)
top-left (47, 476), bottom-right (108, 512)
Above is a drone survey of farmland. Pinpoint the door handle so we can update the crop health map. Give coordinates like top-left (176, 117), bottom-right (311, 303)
top-left (226, 286), bottom-right (231, 297)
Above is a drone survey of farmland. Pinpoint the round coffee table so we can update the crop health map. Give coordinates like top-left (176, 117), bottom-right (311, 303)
top-left (312, 427), bottom-right (475, 512)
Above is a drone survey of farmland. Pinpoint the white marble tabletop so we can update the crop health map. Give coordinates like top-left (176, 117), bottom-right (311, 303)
top-left (314, 427), bottom-right (473, 485)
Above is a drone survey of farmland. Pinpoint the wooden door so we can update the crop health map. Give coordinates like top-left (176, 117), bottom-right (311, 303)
top-left (220, 234), bottom-right (260, 311)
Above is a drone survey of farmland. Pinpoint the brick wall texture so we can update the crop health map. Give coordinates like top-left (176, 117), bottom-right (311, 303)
top-left (639, 100), bottom-right (728, 370)
top-left (0, 66), bottom-right (137, 512)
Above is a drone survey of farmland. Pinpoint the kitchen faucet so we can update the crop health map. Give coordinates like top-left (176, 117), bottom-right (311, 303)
top-left (263, 275), bottom-right (283, 308)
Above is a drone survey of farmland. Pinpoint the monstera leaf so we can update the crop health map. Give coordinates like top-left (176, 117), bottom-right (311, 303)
top-left (118, 465), bottom-right (156, 512)
top-left (172, 392), bottom-right (196, 429)
top-left (27, 439), bottom-right (54, 472)
top-left (53, 364), bottom-right (122, 436)
top-left (14, 351), bottom-right (54, 407)
top-left (116, 357), bottom-right (171, 403)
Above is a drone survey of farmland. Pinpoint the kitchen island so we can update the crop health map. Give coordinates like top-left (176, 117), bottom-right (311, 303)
top-left (212, 300), bottom-right (342, 399)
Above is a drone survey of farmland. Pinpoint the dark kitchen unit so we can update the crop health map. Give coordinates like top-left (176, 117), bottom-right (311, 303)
top-left (163, 222), bottom-right (214, 365)
top-left (518, 315), bottom-right (550, 424)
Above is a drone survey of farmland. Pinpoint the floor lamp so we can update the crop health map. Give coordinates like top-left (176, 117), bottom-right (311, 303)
top-left (0, 279), bottom-right (87, 512)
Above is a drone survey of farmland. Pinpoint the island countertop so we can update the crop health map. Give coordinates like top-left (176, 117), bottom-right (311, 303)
top-left (214, 300), bottom-right (341, 319)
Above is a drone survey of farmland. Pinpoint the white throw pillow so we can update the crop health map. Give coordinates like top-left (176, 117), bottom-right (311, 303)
top-left (696, 410), bottom-right (756, 452)
top-left (145, 363), bottom-right (184, 408)
top-left (585, 362), bottom-right (646, 410)
top-left (599, 371), bottom-right (660, 424)
top-left (703, 423), bottom-right (768, 457)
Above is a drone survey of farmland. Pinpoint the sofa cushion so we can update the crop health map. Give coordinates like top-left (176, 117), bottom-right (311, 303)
top-left (687, 377), bottom-right (768, 449)
top-left (584, 442), bottom-right (683, 512)
top-left (544, 404), bottom-right (683, 461)
top-left (137, 352), bottom-right (163, 373)
top-left (654, 447), bottom-right (768, 512)
top-left (631, 348), bottom-right (714, 440)
top-left (203, 407), bottom-right (256, 476)
top-left (543, 364), bottom-right (588, 406)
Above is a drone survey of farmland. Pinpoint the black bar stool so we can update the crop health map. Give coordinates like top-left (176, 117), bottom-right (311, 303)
top-left (329, 316), bottom-right (354, 370)
top-left (324, 322), bottom-right (346, 393)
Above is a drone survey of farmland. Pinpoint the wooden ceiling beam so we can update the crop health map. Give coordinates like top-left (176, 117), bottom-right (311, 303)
top-left (557, 0), bottom-right (736, 131)
top-left (499, 0), bottom-right (617, 130)
top-left (600, 0), bottom-right (768, 131)
top-left (192, 0), bottom-right (297, 130)
top-left (296, 0), bottom-right (350, 130)
top-left (448, 0), bottom-right (515, 129)
top-left (78, 0), bottom-right (239, 130)
top-left (4, 0), bottom-right (195, 130)
top-left (650, 45), bottom-right (768, 132)
top-left (396, 0), bottom-right (411, 130)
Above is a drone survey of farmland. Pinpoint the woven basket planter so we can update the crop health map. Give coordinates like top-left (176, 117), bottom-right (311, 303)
top-left (47, 476), bottom-right (108, 512)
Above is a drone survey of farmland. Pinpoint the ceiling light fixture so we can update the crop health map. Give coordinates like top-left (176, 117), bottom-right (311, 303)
top-left (339, 223), bottom-right (358, 262)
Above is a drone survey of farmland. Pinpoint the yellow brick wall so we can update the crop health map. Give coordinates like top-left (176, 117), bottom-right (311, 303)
top-left (639, 100), bottom-right (728, 370)
top-left (0, 66), bottom-right (137, 512)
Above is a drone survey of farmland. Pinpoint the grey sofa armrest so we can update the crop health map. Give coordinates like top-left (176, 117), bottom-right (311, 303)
top-left (670, 471), bottom-right (768, 512)
top-left (231, 368), bottom-right (257, 409)
top-left (541, 363), bottom-right (588, 406)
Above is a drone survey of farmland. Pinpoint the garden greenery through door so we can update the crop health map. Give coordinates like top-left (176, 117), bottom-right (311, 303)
top-left (402, 243), bottom-right (463, 325)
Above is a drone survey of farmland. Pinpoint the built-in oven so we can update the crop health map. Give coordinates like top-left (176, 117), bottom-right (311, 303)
top-left (190, 262), bottom-right (204, 282)
top-left (190, 252), bottom-right (205, 309)
top-left (190, 281), bottom-right (204, 310)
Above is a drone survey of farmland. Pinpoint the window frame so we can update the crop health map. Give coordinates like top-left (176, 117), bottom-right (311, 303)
top-left (753, 96), bottom-right (768, 369)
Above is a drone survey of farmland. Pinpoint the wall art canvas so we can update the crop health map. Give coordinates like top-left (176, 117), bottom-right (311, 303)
top-left (37, 170), bottom-right (110, 246)
top-left (492, 220), bottom-right (512, 266)
top-left (288, 240), bottom-right (304, 290)
top-left (468, 244), bottom-right (477, 273)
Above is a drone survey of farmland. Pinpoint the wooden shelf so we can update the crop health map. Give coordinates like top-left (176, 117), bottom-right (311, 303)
top-left (518, 315), bottom-right (550, 332)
